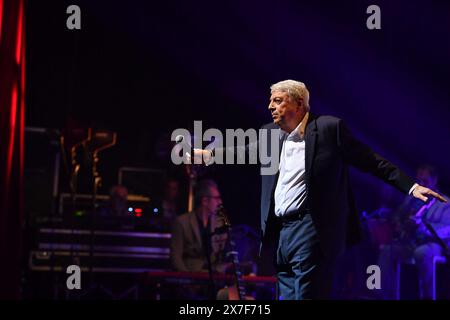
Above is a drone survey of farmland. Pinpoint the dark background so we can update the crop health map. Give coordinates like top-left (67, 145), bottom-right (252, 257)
top-left (25, 0), bottom-right (450, 230)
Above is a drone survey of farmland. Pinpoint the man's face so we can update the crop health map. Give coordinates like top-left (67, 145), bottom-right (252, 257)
top-left (268, 91), bottom-right (304, 130)
top-left (203, 186), bottom-right (222, 215)
top-left (416, 169), bottom-right (438, 190)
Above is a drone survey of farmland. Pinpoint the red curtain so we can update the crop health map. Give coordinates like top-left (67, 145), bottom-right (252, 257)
top-left (0, 0), bottom-right (26, 299)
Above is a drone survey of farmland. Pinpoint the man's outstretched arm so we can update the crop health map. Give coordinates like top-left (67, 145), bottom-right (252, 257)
top-left (337, 119), bottom-right (447, 204)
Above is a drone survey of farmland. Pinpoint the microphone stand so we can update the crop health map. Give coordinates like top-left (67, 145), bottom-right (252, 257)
top-left (215, 205), bottom-right (247, 300)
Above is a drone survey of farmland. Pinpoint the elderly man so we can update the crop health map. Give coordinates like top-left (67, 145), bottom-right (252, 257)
top-left (192, 80), bottom-right (446, 300)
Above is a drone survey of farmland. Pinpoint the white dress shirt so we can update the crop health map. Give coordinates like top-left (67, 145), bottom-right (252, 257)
top-left (274, 121), bottom-right (307, 217)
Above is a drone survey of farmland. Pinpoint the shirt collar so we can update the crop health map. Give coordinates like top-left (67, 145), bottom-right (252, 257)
top-left (281, 112), bottom-right (309, 140)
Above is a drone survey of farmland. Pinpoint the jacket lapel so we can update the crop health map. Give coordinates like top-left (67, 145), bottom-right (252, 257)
top-left (270, 128), bottom-right (284, 192)
top-left (278, 128), bottom-right (285, 157)
top-left (189, 212), bottom-right (202, 249)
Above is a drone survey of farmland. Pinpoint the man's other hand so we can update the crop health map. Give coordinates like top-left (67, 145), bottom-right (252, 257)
top-left (412, 185), bottom-right (447, 203)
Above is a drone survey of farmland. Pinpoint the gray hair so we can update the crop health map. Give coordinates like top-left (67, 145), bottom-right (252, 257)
top-left (194, 179), bottom-right (219, 208)
top-left (270, 79), bottom-right (310, 111)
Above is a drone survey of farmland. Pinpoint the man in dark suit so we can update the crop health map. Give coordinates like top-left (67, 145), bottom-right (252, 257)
top-left (192, 80), bottom-right (446, 299)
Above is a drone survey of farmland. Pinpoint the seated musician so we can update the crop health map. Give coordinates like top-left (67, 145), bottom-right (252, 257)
top-left (378, 165), bottom-right (450, 299)
top-left (170, 179), bottom-right (229, 273)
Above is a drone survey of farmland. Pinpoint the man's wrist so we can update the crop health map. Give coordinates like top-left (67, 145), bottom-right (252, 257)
top-left (409, 183), bottom-right (419, 195)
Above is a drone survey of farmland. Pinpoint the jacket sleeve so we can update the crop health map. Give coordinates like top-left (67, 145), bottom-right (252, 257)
top-left (211, 137), bottom-right (259, 165)
top-left (337, 119), bottom-right (415, 194)
top-left (210, 124), bottom-right (279, 165)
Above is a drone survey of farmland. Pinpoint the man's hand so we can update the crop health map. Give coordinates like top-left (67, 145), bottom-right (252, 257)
top-left (412, 185), bottom-right (447, 203)
top-left (186, 149), bottom-right (213, 165)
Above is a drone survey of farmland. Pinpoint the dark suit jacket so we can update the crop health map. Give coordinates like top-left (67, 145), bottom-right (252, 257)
top-left (216, 114), bottom-right (415, 259)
